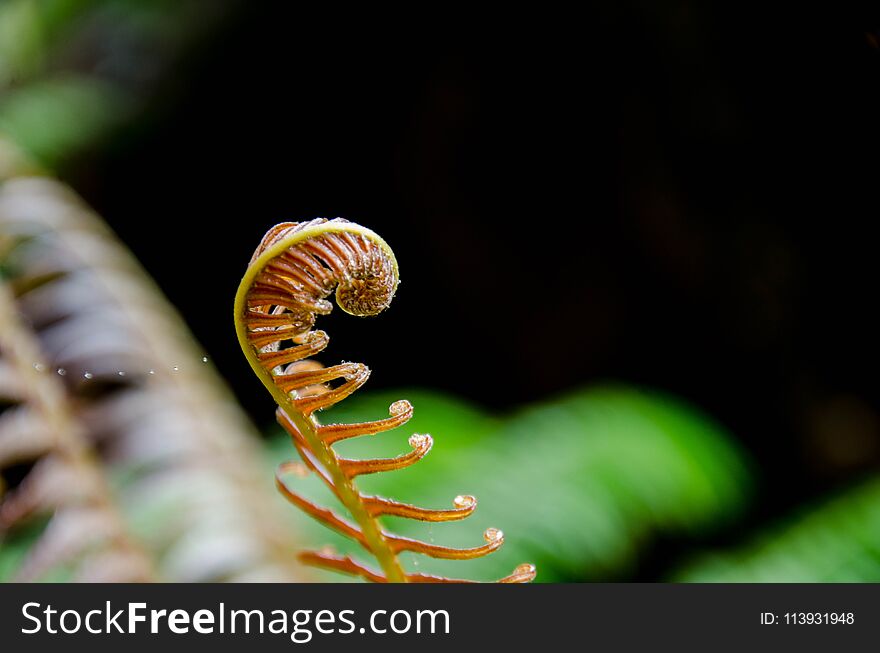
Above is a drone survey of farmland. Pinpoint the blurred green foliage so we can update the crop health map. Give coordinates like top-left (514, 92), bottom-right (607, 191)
top-left (673, 479), bottom-right (880, 582)
top-left (0, 517), bottom-right (74, 582)
top-left (267, 386), bottom-right (753, 582)
top-left (0, 0), bottom-right (218, 168)
top-left (0, 76), bottom-right (126, 166)
top-left (0, 0), bottom-right (90, 85)
top-left (0, 0), bottom-right (117, 167)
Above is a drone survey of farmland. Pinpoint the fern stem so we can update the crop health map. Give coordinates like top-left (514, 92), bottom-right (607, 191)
top-left (286, 406), bottom-right (407, 583)
top-left (239, 341), bottom-right (407, 582)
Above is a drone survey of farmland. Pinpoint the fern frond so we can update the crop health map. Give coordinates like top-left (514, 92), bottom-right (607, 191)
top-left (0, 281), bottom-right (153, 581)
top-left (0, 169), bottom-right (308, 581)
top-left (236, 219), bottom-right (535, 583)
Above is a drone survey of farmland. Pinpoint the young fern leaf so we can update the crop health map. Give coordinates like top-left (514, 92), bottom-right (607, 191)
top-left (235, 219), bottom-right (536, 583)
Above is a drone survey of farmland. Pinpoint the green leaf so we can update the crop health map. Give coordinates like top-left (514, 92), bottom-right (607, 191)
top-left (267, 385), bottom-right (752, 582)
top-left (672, 478), bottom-right (880, 582)
top-left (0, 76), bottom-right (128, 167)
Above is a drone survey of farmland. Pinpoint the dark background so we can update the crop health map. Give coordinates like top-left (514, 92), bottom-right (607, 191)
top-left (58, 4), bottom-right (880, 529)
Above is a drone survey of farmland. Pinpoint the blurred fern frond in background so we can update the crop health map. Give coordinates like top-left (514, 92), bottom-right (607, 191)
top-left (673, 479), bottom-right (880, 582)
top-left (269, 386), bottom-right (753, 582)
top-left (0, 151), bottom-right (307, 581)
top-left (0, 279), bottom-right (153, 581)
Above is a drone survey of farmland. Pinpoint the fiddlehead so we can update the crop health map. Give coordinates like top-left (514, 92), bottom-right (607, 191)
top-left (235, 219), bottom-right (535, 583)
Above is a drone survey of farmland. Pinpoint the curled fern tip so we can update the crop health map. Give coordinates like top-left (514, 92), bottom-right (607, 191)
top-left (235, 218), bottom-right (534, 583)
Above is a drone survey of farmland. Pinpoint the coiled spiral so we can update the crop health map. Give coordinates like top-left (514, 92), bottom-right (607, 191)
top-left (234, 218), bottom-right (535, 583)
